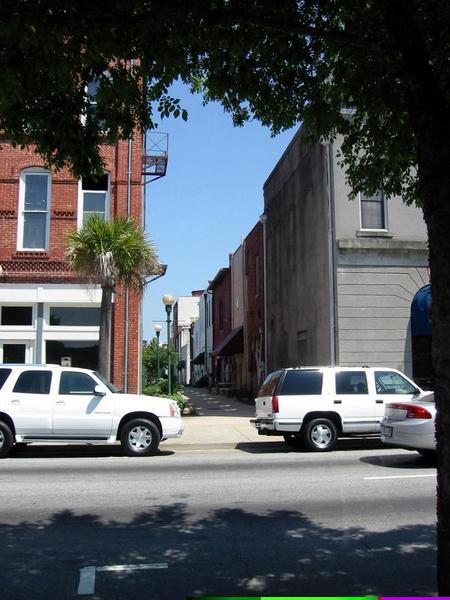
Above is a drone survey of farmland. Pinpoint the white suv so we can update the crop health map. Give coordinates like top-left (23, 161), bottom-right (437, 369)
top-left (0, 364), bottom-right (183, 458)
top-left (251, 366), bottom-right (428, 451)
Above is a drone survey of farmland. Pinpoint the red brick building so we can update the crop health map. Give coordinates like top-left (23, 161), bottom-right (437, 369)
top-left (244, 221), bottom-right (265, 397)
top-left (0, 135), bottom-right (145, 393)
top-left (209, 267), bottom-right (232, 384)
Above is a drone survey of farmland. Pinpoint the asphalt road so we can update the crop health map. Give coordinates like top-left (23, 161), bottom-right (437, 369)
top-left (0, 443), bottom-right (436, 599)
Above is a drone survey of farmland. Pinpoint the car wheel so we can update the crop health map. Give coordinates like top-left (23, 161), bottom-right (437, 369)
top-left (0, 421), bottom-right (14, 458)
top-left (302, 418), bottom-right (338, 452)
top-left (120, 419), bottom-right (161, 457)
top-left (283, 433), bottom-right (304, 449)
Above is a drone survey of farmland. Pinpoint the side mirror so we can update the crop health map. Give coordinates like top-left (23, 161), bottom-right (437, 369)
top-left (94, 385), bottom-right (106, 397)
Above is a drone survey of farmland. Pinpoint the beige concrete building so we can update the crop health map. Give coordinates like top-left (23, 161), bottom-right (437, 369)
top-left (263, 128), bottom-right (429, 379)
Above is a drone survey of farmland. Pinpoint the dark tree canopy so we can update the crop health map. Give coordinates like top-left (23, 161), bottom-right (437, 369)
top-left (1, 0), bottom-right (450, 592)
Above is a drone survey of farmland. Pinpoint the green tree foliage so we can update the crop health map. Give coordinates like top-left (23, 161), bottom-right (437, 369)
top-left (66, 216), bottom-right (160, 378)
top-left (142, 337), bottom-right (178, 384)
top-left (2, 1), bottom-right (450, 590)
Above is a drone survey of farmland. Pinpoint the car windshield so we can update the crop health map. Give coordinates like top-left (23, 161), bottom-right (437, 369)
top-left (94, 371), bottom-right (119, 393)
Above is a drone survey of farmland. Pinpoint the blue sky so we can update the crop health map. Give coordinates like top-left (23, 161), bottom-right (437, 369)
top-left (142, 81), bottom-right (297, 342)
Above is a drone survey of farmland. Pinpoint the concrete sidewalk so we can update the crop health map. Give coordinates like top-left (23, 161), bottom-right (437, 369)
top-left (164, 386), bottom-right (263, 449)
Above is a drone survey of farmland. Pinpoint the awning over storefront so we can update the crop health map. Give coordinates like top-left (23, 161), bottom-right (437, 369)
top-left (192, 351), bottom-right (205, 365)
top-left (411, 284), bottom-right (432, 336)
top-left (212, 326), bottom-right (244, 356)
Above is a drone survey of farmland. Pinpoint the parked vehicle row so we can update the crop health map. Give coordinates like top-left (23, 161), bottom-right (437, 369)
top-left (0, 364), bottom-right (184, 459)
top-left (251, 366), bottom-right (436, 456)
top-left (0, 362), bottom-right (436, 460)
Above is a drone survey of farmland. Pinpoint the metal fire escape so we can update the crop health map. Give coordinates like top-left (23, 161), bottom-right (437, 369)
top-left (142, 131), bottom-right (168, 182)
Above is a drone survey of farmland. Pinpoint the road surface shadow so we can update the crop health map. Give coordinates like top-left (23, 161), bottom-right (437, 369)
top-left (236, 436), bottom-right (386, 454)
top-left (360, 452), bottom-right (437, 470)
top-left (7, 445), bottom-right (174, 459)
top-left (0, 503), bottom-right (436, 599)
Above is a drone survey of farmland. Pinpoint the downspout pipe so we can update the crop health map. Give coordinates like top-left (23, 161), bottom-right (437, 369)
top-left (259, 213), bottom-right (268, 379)
top-left (326, 142), bottom-right (337, 366)
top-left (123, 128), bottom-right (133, 393)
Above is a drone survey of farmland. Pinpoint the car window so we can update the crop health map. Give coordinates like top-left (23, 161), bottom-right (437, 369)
top-left (13, 370), bottom-right (52, 394)
top-left (59, 372), bottom-right (97, 395)
top-left (375, 371), bottom-right (417, 394)
top-left (336, 371), bottom-right (368, 395)
top-left (0, 368), bottom-right (12, 389)
top-left (257, 371), bottom-right (282, 397)
top-left (278, 370), bottom-right (323, 395)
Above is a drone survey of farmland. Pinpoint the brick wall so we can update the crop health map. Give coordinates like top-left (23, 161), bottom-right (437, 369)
top-left (0, 133), bottom-right (144, 392)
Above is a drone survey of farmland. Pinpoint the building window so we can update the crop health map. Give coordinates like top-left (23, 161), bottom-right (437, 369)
top-left (46, 340), bottom-right (99, 370)
top-left (1, 306), bottom-right (33, 326)
top-left (360, 191), bottom-right (387, 230)
top-left (79, 174), bottom-right (109, 227)
top-left (49, 306), bottom-right (100, 327)
top-left (18, 170), bottom-right (51, 250)
top-left (255, 255), bottom-right (260, 297)
top-left (219, 301), bottom-right (224, 329)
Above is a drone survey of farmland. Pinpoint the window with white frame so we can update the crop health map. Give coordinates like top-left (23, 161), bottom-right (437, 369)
top-left (18, 169), bottom-right (51, 250)
top-left (360, 191), bottom-right (387, 230)
top-left (79, 174), bottom-right (109, 227)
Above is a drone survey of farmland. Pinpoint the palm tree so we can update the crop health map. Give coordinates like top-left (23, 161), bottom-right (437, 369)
top-left (66, 216), bottom-right (160, 379)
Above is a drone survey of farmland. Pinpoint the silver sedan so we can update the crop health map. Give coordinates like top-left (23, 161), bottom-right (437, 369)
top-left (380, 392), bottom-right (436, 458)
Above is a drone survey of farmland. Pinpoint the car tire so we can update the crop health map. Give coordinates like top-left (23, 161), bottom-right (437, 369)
top-left (0, 421), bottom-right (14, 459)
top-left (283, 433), bottom-right (304, 449)
top-left (302, 418), bottom-right (338, 452)
top-left (120, 419), bottom-right (161, 457)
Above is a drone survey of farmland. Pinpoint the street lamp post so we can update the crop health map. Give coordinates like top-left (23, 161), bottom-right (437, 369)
top-left (162, 294), bottom-right (175, 395)
top-left (154, 324), bottom-right (162, 379)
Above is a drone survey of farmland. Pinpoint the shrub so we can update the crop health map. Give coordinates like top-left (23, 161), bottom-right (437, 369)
top-left (143, 380), bottom-right (188, 411)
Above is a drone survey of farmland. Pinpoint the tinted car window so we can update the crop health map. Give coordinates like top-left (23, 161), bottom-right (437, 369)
top-left (278, 370), bottom-right (323, 395)
top-left (0, 368), bottom-right (12, 389)
top-left (13, 370), bottom-right (52, 394)
top-left (59, 372), bottom-right (97, 395)
top-left (257, 371), bottom-right (282, 397)
top-left (336, 371), bottom-right (368, 394)
top-left (375, 371), bottom-right (417, 394)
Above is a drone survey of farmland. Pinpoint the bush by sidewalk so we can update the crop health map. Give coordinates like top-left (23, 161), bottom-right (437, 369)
top-left (143, 380), bottom-right (194, 413)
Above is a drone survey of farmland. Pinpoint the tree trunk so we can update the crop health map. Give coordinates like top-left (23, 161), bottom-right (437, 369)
top-left (98, 285), bottom-right (113, 380)
top-left (423, 191), bottom-right (450, 595)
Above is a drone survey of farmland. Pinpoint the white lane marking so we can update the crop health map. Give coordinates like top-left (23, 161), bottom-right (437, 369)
top-left (364, 473), bottom-right (436, 480)
top-left (78, 567), bottom-right (96, 595)
top-left (77, 563), bottom-right (168, 595)
top-left (97, 563), bottom-right (168, 572)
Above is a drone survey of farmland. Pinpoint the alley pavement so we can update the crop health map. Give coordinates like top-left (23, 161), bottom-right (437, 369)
top-left (163, 386), bottom-right (265, 450)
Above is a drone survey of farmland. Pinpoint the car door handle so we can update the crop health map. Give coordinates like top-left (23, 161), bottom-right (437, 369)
top-left (376, 399), bottom-right (384, 404)
top-left (11, 399), bottom-right (20, 404)
top-left (333, 399), bottom-right (342, 404)
top-left (56, 400), bottom-right (65, 406)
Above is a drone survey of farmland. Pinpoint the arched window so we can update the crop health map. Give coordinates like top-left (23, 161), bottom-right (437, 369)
top-left (18, 168), bottom-right (51, 250)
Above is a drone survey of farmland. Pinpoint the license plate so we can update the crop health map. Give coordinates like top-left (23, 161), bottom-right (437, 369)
top-left (382, 424), bottom-right (393, 437)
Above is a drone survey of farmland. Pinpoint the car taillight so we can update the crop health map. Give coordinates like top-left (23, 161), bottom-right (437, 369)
top-left (272, 395), bottom-right (279, 413)
top-left (387, 402), bottom-right (432, 419)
